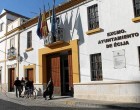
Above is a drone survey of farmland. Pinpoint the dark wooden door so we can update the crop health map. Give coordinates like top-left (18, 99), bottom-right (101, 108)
top-left (10, 68), bottom-right (15, 92)
top-left (51, 54), bottom-right (61, 95)
top-left (61, 51), bottom-right (73, 96)
top-left (27, 69), bottom-right (33, 81)
top-left (68, 51), bottom-right (73, 96)
top-left (46, 53), bottom-right (61, 95)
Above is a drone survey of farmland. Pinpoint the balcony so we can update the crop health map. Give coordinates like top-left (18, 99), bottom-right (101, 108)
top-left (44, 28), bottom-right (64, 47)
top-left (7, 47), bottom-right (17, 60)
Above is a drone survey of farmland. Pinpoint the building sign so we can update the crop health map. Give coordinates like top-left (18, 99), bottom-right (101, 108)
top-left (98, 29), bottom-right (139, 48)
top-left (113, 50), bottom-right (126, 69)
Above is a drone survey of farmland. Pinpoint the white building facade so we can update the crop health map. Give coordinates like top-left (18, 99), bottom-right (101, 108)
top-left (0, 0), bottom-right (140, 103)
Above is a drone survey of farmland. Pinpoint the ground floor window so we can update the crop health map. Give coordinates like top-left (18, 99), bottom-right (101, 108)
top-left (138, 46), bottom-right (140, 69)
top-left (0, 69), bottom-right (1, 84)
top-left (90, 53), bottom-right (103, 81)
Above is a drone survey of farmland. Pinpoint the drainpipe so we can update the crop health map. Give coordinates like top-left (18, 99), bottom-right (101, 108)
top-left (17, 32), bottom-right (20, 77)
top-left (4, 23), bottom-right (8, 91)
top-left (4, 36), bottom-right (7, 84)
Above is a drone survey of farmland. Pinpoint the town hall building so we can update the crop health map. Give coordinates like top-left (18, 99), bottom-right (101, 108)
top-left (0, 0), bottom-right (140, 103)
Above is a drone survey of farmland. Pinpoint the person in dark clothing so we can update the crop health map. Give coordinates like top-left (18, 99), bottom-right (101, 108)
top-left (24, 77), bottom-right (31, 97)
top-left (44, 78), bottom-right (54, 100)
top-left (20, 77), bottom-right (25, 94)
top-left (14, 77), bottom-right (21, 98)
top-left (25, 77), bottom-right (30, 91)
top-left (29, 80), bottom-right (34, 94)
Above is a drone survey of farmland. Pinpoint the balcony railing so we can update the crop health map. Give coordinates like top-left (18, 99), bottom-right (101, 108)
top-left (44, 28), bottom-right (64, 46)
top-left (55, 28), bottom-right (63, 41)
top-left (7, 47), bottom-right (16, 60)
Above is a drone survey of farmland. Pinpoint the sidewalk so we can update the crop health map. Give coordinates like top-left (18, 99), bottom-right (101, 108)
top-left (0, 92), bottom-right (140, 109)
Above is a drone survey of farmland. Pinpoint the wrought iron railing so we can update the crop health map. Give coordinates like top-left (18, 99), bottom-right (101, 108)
top-left (55, 28), bottom-right (64, 41)
top-left (44, 28), bottom-right (64, 46)
top-left (7, 47), bottom-right (16, 59)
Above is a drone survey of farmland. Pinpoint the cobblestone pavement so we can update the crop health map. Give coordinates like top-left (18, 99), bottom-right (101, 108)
top-left (0, 92), bottom-right (140, 110)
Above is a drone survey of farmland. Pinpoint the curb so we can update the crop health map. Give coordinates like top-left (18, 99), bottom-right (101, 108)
top-left (62, 100), bottom-right (140, 109)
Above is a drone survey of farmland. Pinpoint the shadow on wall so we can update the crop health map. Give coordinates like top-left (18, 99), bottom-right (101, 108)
top-left (74, 13), bottom-right (84, 45)
top-left (59, 8), bottom-right (85, 45)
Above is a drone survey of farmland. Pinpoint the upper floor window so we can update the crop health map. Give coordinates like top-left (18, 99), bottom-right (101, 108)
top-left (138, 46), bottom-right (140, 68)
top-left (56, 17), bottom-right (60, 28)
top-left (27, 31), bottom-right (32, 49)
top-left (0, 23), bottom-right (4, 31)
top-left (10, 37), bottom-right (15, 48)
top-left (87, 4), bottom-right (99, 30)
top-left (133, 0), bottom-right (140, 17)
top-left (90, 53), bottom-right (102, 81)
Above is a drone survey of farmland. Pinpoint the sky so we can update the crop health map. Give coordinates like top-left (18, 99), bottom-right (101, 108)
top-left (0, 0), bottom-right (66, 18)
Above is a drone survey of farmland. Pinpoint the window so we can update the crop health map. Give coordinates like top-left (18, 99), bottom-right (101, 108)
top-left (10, 37), bottom-right (15, 48)
top-left (56, 17), bottom-right (60, 28)
top-left (138, 46), bottom-right (140, 68)
top-left (0, 23), bottom-right (4, 31)
top-left (27, 31), bottom-right (32, 49)
top-left (90, 53), bottom-right (102, 81)
top-left (133, 0), bottom-right (140, 17)
top-left (0, 69), bottom-right (1, 84)
top-left (87, 4), bottom-right (99, 30)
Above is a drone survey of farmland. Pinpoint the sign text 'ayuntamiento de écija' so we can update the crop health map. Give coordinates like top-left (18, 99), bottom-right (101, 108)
top-left (98, 29), bottom-right (139, 48)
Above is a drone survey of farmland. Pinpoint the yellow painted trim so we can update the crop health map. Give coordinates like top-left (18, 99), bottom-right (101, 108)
top-left (26, 47), bottom-right (33, 52)
top-left (45, 40), bottom-right (64, 47)
top-left (132, 16), bottom-right (140, 22)
top-left (0, 59), bottom-right (7, 63)
top-left (38, 39), bottom-right (80, 84)
top-left (86, 28), bottom-right (102, 35)
top-left (23, 64), bottom-right (36, 83)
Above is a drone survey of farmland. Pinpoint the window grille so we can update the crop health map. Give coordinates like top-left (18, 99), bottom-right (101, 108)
top-left (0, 23), bottom-right (4, 31)
top-left (10, 37), bottom-right (15, 48)
top-left (133, 0), bottom-right (140, 17)
top-left (27, 31), bottom-right (32, 48)
top-left (90, 53), bottom-right (103, 81)
top-left (87, 4), bottom-right (99, 30)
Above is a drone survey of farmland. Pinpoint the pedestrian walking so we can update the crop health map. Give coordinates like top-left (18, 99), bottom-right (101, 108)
top-left (24, 77), bottom-right (30, 91)
top-left (29, 80), bottom-right (34, 94)
top-left (44, 77), bottom-right (54, 100)
top-left (14, 77), bottom-right (22, 98)
top-left (21, 77), bottom-right (25, 94)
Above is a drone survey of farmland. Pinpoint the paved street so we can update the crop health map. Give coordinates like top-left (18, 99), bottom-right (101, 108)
top-left (0, 92), bottom-right (140, 110)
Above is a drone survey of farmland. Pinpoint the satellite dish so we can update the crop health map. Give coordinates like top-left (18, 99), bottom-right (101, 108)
top-left (23, 52), bottom-right (28, 60)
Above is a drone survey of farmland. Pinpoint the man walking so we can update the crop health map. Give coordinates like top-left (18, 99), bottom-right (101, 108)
top-left (14, 77), bottom-right (21, 97)
top-left (20, 77), bottom-right (25, 94)
top-left (44, 78), bottom-right (54, 100)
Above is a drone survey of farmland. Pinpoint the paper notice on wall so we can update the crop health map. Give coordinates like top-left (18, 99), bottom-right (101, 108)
top-left (113, 50), bottom-right (126, 69)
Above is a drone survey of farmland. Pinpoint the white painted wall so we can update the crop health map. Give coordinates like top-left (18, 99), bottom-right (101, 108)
top-left (19, 25), bottom-right (44, 83)
top-left (77, 0), bottom-right (140, 82)
top-left (18, 0), bottom-right (140, 84)
top-left (0, 0), bottom-right (139, 102)
top-left (0, 15), bottom-right (7, 37)
top-left (0, 11), bottom-right (26, 89)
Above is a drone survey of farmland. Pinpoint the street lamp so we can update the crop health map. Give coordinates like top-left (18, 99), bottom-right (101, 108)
top-left (10, 46), bottom-right (15, 53)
